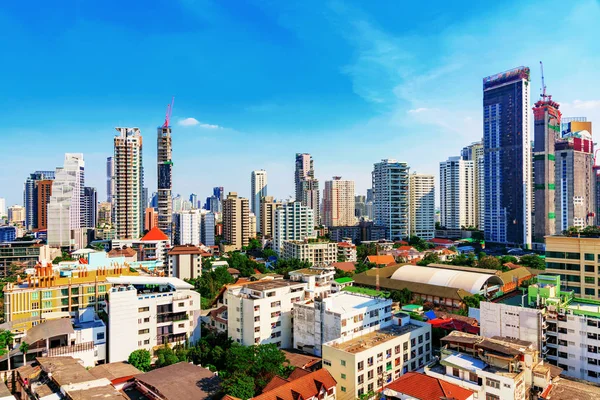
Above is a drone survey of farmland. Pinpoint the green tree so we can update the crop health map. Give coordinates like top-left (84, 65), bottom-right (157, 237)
top-left (155, 345), bottom-right (181, 368)
top-left (354, 262), bottom-right (376, 274)
top-left (408, 235), bottom-right (432, 252)
top-left (581, 225), bottom-right (600, 237)
top-left (477, 256), bottom-right (502, 270)
top-left (518, 254), bottom-right (545, 270)
top-left (261, 248), bottom-right (277, 259)
top-left (19, 341), bottom-right (29, 366)
top-left (390, 288), bottom-right (412, 304)
top-left (499, 255), bottom-right (518, 265)
top-left (356, 243), bottom-right (377, 261)
top-left (52, 251), bottom-right (75, 264)
top-left (334, 269), bottom-right (353, 279)
top-left (222, 373), bottom-right (255, 400)
top-left (417, 252), bottom-right (440, 266)
top-left (462, 294), bottom-right (486, 311)
top-left (273, 258), bottom-right (311, 278)
top-left (0, 330), bottom-right (14, 370)
top-left (128, 349), bottom-right (151, 372)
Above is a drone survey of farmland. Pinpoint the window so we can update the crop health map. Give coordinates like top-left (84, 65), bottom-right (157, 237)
top-left (341, 373), bottom-right (346, 379)
top-left (395, 345), bottom-right (400, 354)
top-left (97, 332), bottom-right (105, 341)
top-left (32, 302), bottom-right (39, 310)
top-left (368, 383), bottom-right (373, 392)
top-left (43, 291), bottom-right (52, 299)
top-left (377, 366), bottom-right (383, 374)
top-left (138, 329), bottom-right (149, 334)
top-left (368, 370), bottom-right (373, 380)
top-left (358, 388), bottom-right (364, 396)
top-left (144, 317), bottom-right (150, 323)
top-left (98, 285), bottom-right (106, 292)
top-left (139, 307), bottom-right (150, 312)
top-left (586, 288), bottom-right (596, 296)
top-left (585, 265), bottom-right (595, 273)
top-left (87, 286), bottom-right (95, 294)
top-left (31, 292), bottom-right (39, 300)
top-left (42, 301), bottom-right (52, 309)
top-left (144, 339), bottom-right (150, 345)
top-left (486, 378), bottom-right (500, 389)
top-left (425, 332), bottom-right (430, 341)
top-left (358, 361), bottom-right (364, 371)
top-left (341, 360), bottom-right (346, 366)
top-left (585, 276), bottom-right (595, 284)
top-left (486, 395), bottom-right (500, 400)
top-left (585, 253), bottom-right (595, 261)
top-left (403, 342), bottom-right (408, 351)
top-left (453, 368), bottom-right (460, 377)
top-left (358, 374), bottom-right (364, 384)
top-left (341, 387), bottom-right (346, 393)
top-left (418, 335), bottom-right (423, 344)
top-left (324, 360), bottom-right (332, 366)
top-left (411, 338), bottom-right (416, 346)
top-left (368, 357), bottom-right (373, 366)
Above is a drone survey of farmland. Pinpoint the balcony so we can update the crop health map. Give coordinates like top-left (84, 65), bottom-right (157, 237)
top-left (47, 341), bottom-right (94, 357)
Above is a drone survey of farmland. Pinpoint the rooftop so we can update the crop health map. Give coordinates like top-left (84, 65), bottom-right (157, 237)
top-left (385, 372), bottom-right (474, 400)
top-left (106, 275), bottom-right (193, 290)
top-left (334, 277), bottom-right (353, 284)
top-left (280, 349), bottom-right (321, 370)
top-left (543, 376), bottom-right (600, 399)
top-left (289, 268), bottom-right (332, 276)
top-left (135, 362), bottom-right (220, 400)
top-left (326, 323), bottom-right (424, 354)
top-left (168, 244), bottom-right (202, 255)
top-left (244, 279), bottom-right (305, 292)
top-left (330, 261), bottom-right (356, 272)
top-left (89, 362), bottom-right (142, 382)
top-left (140, 226), bottom-right (169, 241)
top-left (312, 292), bottom-right (389, 315)
top-left (366, 255), bottom-right (396, 265)
top-left (342, 285), bottom-right (389, 298)
top-left (251, 368), bottom-right (336, 400)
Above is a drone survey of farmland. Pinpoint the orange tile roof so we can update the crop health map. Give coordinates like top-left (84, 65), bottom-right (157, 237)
top-left (337, 242), bottom-right (355, 248)
top-left (330, 262), bottom-right (356, 272)
top-left (168, 244), bottom-right (202, 255)
top-left (396, 246), bottom-right (414, 251)
top-left (251, 369), bottom-right (336, 400)
top-left (262, 376), bottom-right (290, 393)
top-left (108, 247), bottom-right (137, 258)
top-left (141, 227), bottom-right (169, 241)
top-left (385, 372), bottom-right (473, 400)
top-left (366, 255), bottom-right (396, 266)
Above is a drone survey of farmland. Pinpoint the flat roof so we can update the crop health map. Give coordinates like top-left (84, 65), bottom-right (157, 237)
top-left (319, 292), bottom-right (389, 315)
top-left (545, 377), bottom-right (600, 399)
top-left (89, 362), bottom-right (141, 382)
top-left (442, 352), bottom-right (487, 372)
top-left (334, 277), bottom-right (354, 284)
top-left (106, 276), bottom-right (193, 290)
top-left (326, 324), bottom-right (423, 354)
top-left (135, 362), bottom-right (220, 400)
top-left (245, 280), bottom-right (304, 292)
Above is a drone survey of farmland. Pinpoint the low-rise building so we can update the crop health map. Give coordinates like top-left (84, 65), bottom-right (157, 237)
top-left (338, 241), bottom-right (357, 262)
top-left (289, 267), bottom-right (336, 298)
top-left (107, 276), bottom-right (201, 363)
top-left (0, 240), bottom-right (43, 277)
top-left (294, 292), bottom-right (393, 356)
top-left (112, 226), bottom-right (170, 264)
top-left (282, 240), bottom-right (338, 266)
top-left (425, 331), bottom-right (559, 400)
top-left (322, 321), bottom-right (432, 399)
top-left (479, 274), bottom-right (600, 385)
top-left (251, 368), bottom-right (337, 400)
top-left (332, 277), bottom-right (354, 293)
top-left (168, 244), bottom-right (202, 279)
top-left (226, 279), bottom-right (307, 348)
top-left (383, 371), bottom-right (474, 400)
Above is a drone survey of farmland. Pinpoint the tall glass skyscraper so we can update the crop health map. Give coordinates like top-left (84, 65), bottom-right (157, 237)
top-left (483, 67), bottom-right (532, 248)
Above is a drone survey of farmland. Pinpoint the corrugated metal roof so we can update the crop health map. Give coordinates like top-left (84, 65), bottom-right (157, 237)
top-left (390, 265), bottom-right (503, 294)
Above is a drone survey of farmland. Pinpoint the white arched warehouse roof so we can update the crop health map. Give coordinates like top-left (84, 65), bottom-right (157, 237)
top-left (390, 265), bottom-right (504, 295)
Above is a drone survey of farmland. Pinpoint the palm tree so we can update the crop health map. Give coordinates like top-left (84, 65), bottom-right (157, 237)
top-left (19, 342), bottom-right (29, 367)
top-left (0, 330), bottom-right (14, 370)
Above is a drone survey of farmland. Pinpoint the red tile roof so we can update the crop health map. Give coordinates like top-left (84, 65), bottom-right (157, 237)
top-left (251, 369), bottom-right (336, 400)
top-left (396, 246), bottom-right (415, 251)
top-left (141, 227), bottom-right (169, 241)
top-left (262, 376), bottom-right (290, 393)
top-left (385, 372), bottom-right (473, 400)
top-left (366, 255), bottom-right (396, 266)
top-left (429, 238), bottom-right (454, 244)
top-left (108, 247), bottom-right (137, 258)
top-left (330, 262), bottom-right (356, 272)
top-left (168, 244), bottom-right (202, 255)
top-left (337, 242), bottom-right (355, 248)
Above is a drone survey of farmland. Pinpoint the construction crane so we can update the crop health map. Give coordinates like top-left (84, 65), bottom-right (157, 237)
top-left (539, 61), bottom-right (547, 101)
top-left (162, 97), bottom-right (175, 128)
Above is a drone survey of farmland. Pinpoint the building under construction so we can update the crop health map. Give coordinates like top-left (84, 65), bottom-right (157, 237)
top-left (157, 99), bottom-right (174, 241)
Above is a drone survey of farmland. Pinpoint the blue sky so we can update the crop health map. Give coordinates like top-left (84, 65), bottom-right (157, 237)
top-left (1, 0), bottom-right (600, 207)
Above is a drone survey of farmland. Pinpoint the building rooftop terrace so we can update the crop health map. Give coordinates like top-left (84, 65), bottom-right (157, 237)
top-left (326, 323), bottom-right (423, 354)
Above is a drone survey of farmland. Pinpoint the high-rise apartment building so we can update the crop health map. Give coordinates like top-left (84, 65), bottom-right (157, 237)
top-left (555, 121), bottom-right (595, 232)
top-left (274, 202), bottom-right (315, 255)
top-left (35, 179), bottom-right (53, 232)
top-left (98, 202), bottom-right (112, 226)
top-left (461, 141), bottom-right (485, 229)
top-left (409, 173), bottom-right (435, 239)
top-left (483, 67), bottom-right (532, 247)
top-left (222, 192), bottom-right (250, 251)
top-left (157, 124), bottom-right (173, 239)
top-left (114, 128), bottom-right (144, 240)
top-left (372, 159), bottom-right (410, 241)
top-left (295, 153), bottom-right (320, 225)
top-left (48, 153), bottom-right (85, 248)
top-left (83, 186), bottom-right (97, 228)
top-left (8, 205), bottom-right (25, 225)
top-left (251, 170), bottom-right (268, 233)
top-left (24, 171), bottom-right (55, 230)
top-left (144, 207), bottom-right (158, 232)
top-left (212, 187), bottom-right (224, 213)
top-left (189, 193), bottom-right (198, 208)
top-left (174, 209), bottom-right (201, 246)
top-left (355, 195), bottom-right (366, 219)
top-left (323, 177), bottom-right (356, 227)
top-left (106, 157), bottom-right (114, 203)
top-left (201, 211), bottom-right (216, 246)
top-left (532, 94), bottom-right (561, 243)
top-left (0, 198), bottom-right (5, 219)
top-left (439, 157), bottom-right (475, 230)
top-left (260, 196), bottom-right (282, 238)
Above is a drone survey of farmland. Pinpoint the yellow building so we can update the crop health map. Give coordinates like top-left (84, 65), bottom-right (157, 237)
top-left (3, 264), bottom-right (137, 334)
top-left (545, 235), bottom-right (600, 299)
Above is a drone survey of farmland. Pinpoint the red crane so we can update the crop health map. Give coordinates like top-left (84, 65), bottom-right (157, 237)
top-left (162, 97), bottom-right (175, 128)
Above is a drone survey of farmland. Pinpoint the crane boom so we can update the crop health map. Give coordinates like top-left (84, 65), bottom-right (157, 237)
top-left (540, 61), bottom-right (546, 100)
top-left (162, 96), bottom-right (175, 128)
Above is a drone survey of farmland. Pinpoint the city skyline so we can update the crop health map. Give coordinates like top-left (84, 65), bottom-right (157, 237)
top-left (2, 1), bottom-right (600, 207)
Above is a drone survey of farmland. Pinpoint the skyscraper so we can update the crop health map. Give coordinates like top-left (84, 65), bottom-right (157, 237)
top-left (83, 186), bottom-right (97, 228)
top-left (295, 153), bottom-right (320, 224)
top-left (35, 179), bottom-right (53, 232)
top-left (0, 198), bottom-right (5, 219)
top-left (295, 153), bottom-right (314, 201)
top-left (260, 196), bottom-right (283, 238)
top-left (106, 157), bottom-right (114, 203)
top-left (201, 211), bottom-right (216, 246)
top-left (189, 194), bottom-right (198, 209)
top-left (301, 178), bottom-right (320, 226)
top-left (440, 157), bottom-right (475, 230)
top-left (157, 122), bottom-right (173, 240)
top-left (483, 67), bottom-right (532, 247)
top-left (409, 173), bottom-right (435, 239)
top-left (222, 192), bottom-right (250, 250)
top-left (48, 153), bottom-right (85, 248)
top-left (372, 159), bottom-right (410, 241)
top-left (555, 120), bottom-right (595, 231)
top-left (532, 92), bottom-right (561, 243)
top-left (174, 210), bottom-right (201, 245)
top-left (251, 170), bottom-right (268, 233)
top-left (462, 141), bottom-right (485, 229)
top-left (323, 177), bottom-right (355, 227)
top-left (114, 128), bottom-right (144, 239)
top-left (23, 170), bottom-right (55, 230)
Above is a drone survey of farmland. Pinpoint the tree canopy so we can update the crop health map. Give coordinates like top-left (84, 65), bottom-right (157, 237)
top-left (128, 349), bottom-right (151, 372)
top-left (518, 254), bottom-right (545, 270)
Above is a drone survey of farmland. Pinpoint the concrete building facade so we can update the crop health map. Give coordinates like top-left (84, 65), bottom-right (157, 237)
top-left (222, 192), bottom-right (250, 251)
top-left (260, 196), bottom-right (282, 238)
top-left (251, 170), bottom-right (268, 233)
top-left (282, 240), bottom-right (338, 266)
top-left (462, 142), bottom-right (485, 229)
top-left (323, 177), bottom-right (356, 227)
top-left (157, 125), bottom-right (173, 240)
top-left (372, 159), bottom-right (410, 241)
top-left (440, 157), bottom-right (475, 230)
top-left (274, 202), bottom-right (315, 255)
top-left (168, 245), bottom-right (202, 280)
top-left (409, 173), bottom-right (435, 239)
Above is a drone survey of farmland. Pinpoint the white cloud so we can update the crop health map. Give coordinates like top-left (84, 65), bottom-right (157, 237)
top-left (178, 117), bottom-right (200, 126)
top-left (178, 118), bottom-right (221, 129)
top-left (407, 107), bottom-right (430, 114)
top-left (570, 100), bottom-right (600, 110)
